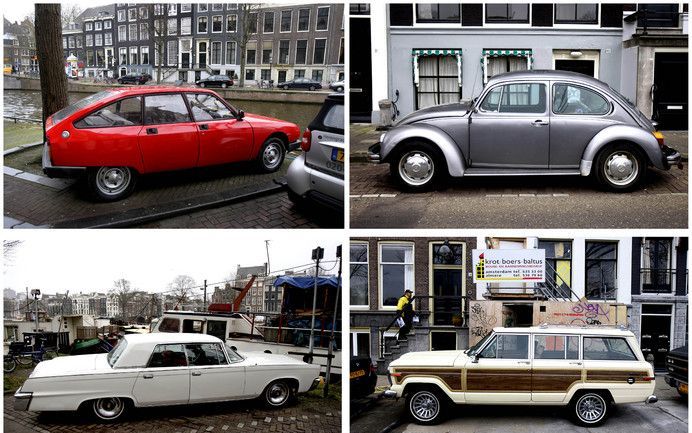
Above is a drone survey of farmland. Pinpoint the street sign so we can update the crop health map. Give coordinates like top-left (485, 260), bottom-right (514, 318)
top-left (472, 249), bottom-right (545, 282)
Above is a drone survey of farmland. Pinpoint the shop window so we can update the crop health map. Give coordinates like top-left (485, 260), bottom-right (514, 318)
top-left (585, 241), bottom-right (617, 300)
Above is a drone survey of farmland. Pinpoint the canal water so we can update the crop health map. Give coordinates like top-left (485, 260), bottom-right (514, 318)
top-left (3, 89), bottom-right (321, 129)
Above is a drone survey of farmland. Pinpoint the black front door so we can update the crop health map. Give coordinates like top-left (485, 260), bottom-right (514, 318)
top-left (350, 16), bottom-right (372, 122)
top-left (278, 70), bottom-right (287, 83)
top-left (653, 52), bottom-right (688, 130)
top-left (555, 60), bottom-right (595, 77)
top-left (432, 269), bottom-right (462, 325)
top-left (640, 304), bottom-right (672, 370)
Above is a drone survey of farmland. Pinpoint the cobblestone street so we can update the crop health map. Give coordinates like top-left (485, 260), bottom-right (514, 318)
top-left (4, 392), bottom-right (341, 433)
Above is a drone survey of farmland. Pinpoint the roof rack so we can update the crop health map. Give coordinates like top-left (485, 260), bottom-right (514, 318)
top-left (537, 322), bottom-right (629, 331)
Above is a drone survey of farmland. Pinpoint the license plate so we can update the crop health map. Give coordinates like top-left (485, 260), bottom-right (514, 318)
top-left (679, 383), bottom-right (688, 394)
top-left (350, 369), bottom-right (365, 379)
top-left (331, 148), bottom-right (344, 162)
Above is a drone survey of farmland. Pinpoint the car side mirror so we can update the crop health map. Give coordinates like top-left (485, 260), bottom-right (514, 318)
top-left (237, 110), bottom-right (245, 120)
top-left (471, 354), bottom-right (479, 363)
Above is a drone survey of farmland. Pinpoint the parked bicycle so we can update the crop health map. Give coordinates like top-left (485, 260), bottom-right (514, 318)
top-left (3, 338), bottom-right (58, 373)
top-left (391, 89), bottom-right (400, 122)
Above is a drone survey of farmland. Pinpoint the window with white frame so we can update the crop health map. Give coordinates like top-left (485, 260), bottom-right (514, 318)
top-left (295, 40), bottom-right (308, 64)
top-left (86, 22), bottom-right (93, 31)
top-left (227, 14), bottom-right (237, 32)
top-left (95, 21), bottom-right (102, 31)
top-left (117, 10), bottom-right (126, 22)
top-left (198, 16), bottom-right (208, 33)
top-left (280, 10), bottom-right (292, 32)
top-left (128, 8), bottom-right (137, 21)
top-left (95, 34), bottom-right (102, 46)
top-left (154, 4), bottom-right (164, 15)
top-left (86, 34), bottom-right (93, 47)
top-left (139, 7), bottom-right (148, 19)
top-left (198, 4), bottom-right (208, 12)
top-left (641, 238), bottom-right (674, 294)
top-left (226, 41), bottom-right (236, 64)
top-left (264, 11), bottom-right (274, 33)
top-left (168, 4), bottom-right (177, 16)
top-left (312, 69), bottom-right (323, 83)
top-left (313, 38), bottom-right (326, 64)
top-left (316, 6), bottom-right (330, 30)
top-left (129, 46), bottom-right (138, 65)
top-left (211, 41), bottom-right (222, 64)
top-left (118, 25), bottom-right (127, 41)
top-left (104, 33), bottom-right (112, 46)
top-left (298, 8), bottom-right (310, 31)
top-left (167, 40), bottom-right (178, 66)
top-left (181, 4), bottom-right (192, 13)
top-left (168, 18), bottom-right (178, 35)
top-left (104, 20), bottom-right (112, 29)
top-left (63, 37), bottom-right (67, 49)
top-left (212, 3), bottom-right (223, 11)
top-left (249, 13), bottom-right (258, 33)
top-left (119, 47), bottom-right (127, 65)
top-left (129, 23), bottom-right (137, 40)
top-left (585, 241), bottom-right (618, 300)
top-left (140, 46), bottom-right (149, 65)
top-left (350, 242), bottom-right (369, 307)
top-left (278, 40), bottom-right (290, 64)
top-left (76, 37), bottom-right (83, 48)
top-left (379, 243), bottom-right (414, 308)
top-left (212, 15), bottom-right (222, 32)
top-left (68, 36), bottom-right (75, 48)
top-left (140, 23), bottom-right (149, 40)
top-left (181, 17), bottom-right (191, 35)
top-left (351, 331), bottom-right (371, 357)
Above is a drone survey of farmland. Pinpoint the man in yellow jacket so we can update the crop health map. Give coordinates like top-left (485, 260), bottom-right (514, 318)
top-left (396, 289), bottom-right (415, 340)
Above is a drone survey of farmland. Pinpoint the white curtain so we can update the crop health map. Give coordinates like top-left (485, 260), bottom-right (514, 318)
top-left (439, 56), bottom-right (458, 104)
top-left (417, 55), bottom-right (460, 108)
top-left (418, 57), bottom-right (438, 108)
top-left (509, 56), bottom-right (528, 72)
top-left (487, 57), bottom-right (508, 79)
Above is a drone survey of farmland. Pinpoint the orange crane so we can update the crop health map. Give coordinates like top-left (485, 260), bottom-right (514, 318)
top-left (208, 275), bottom-right (258, 312)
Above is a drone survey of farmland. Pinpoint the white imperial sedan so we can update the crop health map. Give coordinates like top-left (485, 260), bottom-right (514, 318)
top-left (14, 333), bottom-right (321, 422)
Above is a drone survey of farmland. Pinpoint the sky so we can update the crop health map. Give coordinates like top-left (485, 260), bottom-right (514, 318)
top-left (4, 231), bottom-right (343, 296)
top-left (3, 2), bottom-right (110, 24)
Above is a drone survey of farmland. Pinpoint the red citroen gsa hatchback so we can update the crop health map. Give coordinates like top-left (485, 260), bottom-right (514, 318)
top-left (43, 87), bottom-right (300, 201)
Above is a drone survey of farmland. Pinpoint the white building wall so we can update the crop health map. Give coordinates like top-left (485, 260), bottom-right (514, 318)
top-left (370, 1), bottom-right (389, 122)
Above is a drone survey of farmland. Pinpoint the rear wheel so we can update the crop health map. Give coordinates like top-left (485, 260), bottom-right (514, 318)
top-left (262, 380), bottom-right (293, 409)
top-left (92, 397), bottom-right (128, 422)
top-left (309, 85), bottom-right (316, 91)
top-left (594, 143), bottom-right (645, 191)
top-left (283, 85), bottom-right (289, 90)
top-left (390, 142), bottom-right (445, 191)
top-left (4, 356), bottom-right (16, 373)
top-left (15, 354), bottom-right (33, 366)
top-left (221, 83), bottom-right (227, 88)
top-left (406, 389), bottom-right (446, 425)
top-left (570, 391), bottom-right (610, 427)
top-left (336, 86), bottom-right (344, 92)
top-left (88, 166), bottom-right (137, 202)
top-left (200, 82), bottom-right (206, 88)
top-left (257, 137), bottom-right (286, 173)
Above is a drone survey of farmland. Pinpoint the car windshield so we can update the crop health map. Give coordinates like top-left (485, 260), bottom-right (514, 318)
top-left (107, 338), bottom-right (128, 367)
top-left (53, 90), bottom-right (115, 123)
top-left (466, 332), bottom-right (493, 357)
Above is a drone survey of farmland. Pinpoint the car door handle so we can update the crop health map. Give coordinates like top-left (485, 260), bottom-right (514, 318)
top-left (146, 127), bottom-right (158, 135)
top-left (199, 124), bottom-right (209, 131)
top-left (569, 362), bottom-right (583, 365)
top-left (142, 374), bottom-right (154, 379)
top-left (531, 120), bottom-right (549, 126)
top-left (191, 371), bottom-right (202, 376)
top-left (517, 361), bottom-right (530, 365)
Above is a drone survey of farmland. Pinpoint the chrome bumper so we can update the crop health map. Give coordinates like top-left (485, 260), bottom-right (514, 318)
top-left (13, 390), bottom-right (32, 411)
top-left (662, 146), bottom-right (682, 168)
top-left (383, 390), bottom-right (397, 399)
top-left (308, 377), bottom-right (322, 391)
top-left (367, 143), bottom-right (382, 163)
top-left (645, 395), bottom-right (658, 404)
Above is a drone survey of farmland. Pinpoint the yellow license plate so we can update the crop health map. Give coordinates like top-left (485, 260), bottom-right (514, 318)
top-left (350, 369), bottom-right (365, 379)
top-left (331, 148), bottom-right (344, 162)
top-left (679, 383), bottom-right (688, 394)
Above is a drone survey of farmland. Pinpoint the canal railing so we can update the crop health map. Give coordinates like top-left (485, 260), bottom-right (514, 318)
top-left (4, 116), bottom-right (42, 124)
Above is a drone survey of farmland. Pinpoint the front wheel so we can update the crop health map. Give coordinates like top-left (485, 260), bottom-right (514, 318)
top-left (4, 356), bottom-right (16, 373)
top-left (257, 138), bottom-right (286, 173)
top-left (309, 85), bottom-right (316, 91)
top-left (87, 166), bottom-right (137, 202)
top-left (594, 144), bottom-right (645, 191)
top-left (221, 83), bottom-right (227, 88)
top-left (390, 142), bottom-right (444, 191)
top-left (200, 82), bottom-right (205, 88)
top-left (15, 354), bottom-right (33, 366)
top-left (262, 380), bottom-right (293, 409)
top-left (406, 389), bottom-right (446, 425)
top-left (92, 397), bottom-right (127, 422)
top-left (570, 391), bottom-right (610, 427)
top-left (336, 86), bottom-right (344, 92)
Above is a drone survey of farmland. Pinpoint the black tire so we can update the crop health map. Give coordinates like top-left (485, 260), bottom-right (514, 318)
top-left (91, 397), bottom-right (129, 422)
top-left (406, 388), bottom-right (446, 425)
top-left (4, 356), bottom-right (16, 373)
top-left (570, 391), bottom-right (610, 427)
top-left (593, 143), bottom-right (646, 192)
top-left (261, 380), bottom-right (293, 409)
top-left (257, 137), bottom-right (286, 173)
top-left (15, 354), bottom-right (33, 366)
top-left (87, 167), bottom-right (137, 202)
top-left (200, 82), bottom-right (205, 88)
top-left (309, 85), bottom-right (316, 91)
top-left (283, 85), bottom-right (289, 90)
top-left (221, 83), bottom-right (227, 88)
top-left (389, 141), bottom-right (445, 192)
top-left (336, 86), bottom-right (343, 92)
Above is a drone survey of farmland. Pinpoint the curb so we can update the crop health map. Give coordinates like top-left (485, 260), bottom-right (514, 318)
top-left (351, 151), bottom-right (371, 164)
top-left (3, 141), bottom-right (43, 156)
top-left (51, 178), bottom-right (288, 228)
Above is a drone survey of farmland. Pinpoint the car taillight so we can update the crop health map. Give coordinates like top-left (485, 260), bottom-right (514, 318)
top-left (642, 376), bottom-right (656, 381)
top-left (653, 131), bottom-right (665, 148)
top-left (301, 128), bottom-right (311, 152)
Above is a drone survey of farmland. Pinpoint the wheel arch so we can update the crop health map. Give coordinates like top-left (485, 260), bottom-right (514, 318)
top-left (579, 125), bottom-right (664, 176)
top-left (401, 379), bottom-right (455, 404)
top-left (261, 376), bottom-right (301, 396)
top-left (381, 124), bottom-right (466, 177)
top-left (565, 386), bottom-right (615, 405)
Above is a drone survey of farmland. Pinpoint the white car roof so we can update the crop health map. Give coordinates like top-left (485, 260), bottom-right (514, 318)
top-left (492, 325), bottom-right (634, 337)
top-left (115, 333), bottom-right (223, 368)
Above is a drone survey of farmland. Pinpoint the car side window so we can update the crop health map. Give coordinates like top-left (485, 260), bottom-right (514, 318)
top-left (185, 343), bottom-right (228, 366)
top-left (497, 334), bottom-right (529, 359)
top-left (479, 86), bottom-right (503, 112)
top-left (534, 335), bottom-right (580, 360)
top-left (144, 94), bottom-right (192, 125)
top-left (499, 83), bottom-right (546, 113)
top-left (186, 93), bottom-right (234, 121)
top-left (479, 336), bottom-right (497, 358)
top-left (225, 343), bottom-right (244, 363)
top-left (74, 96), bottom-right (142, 128)
top-left (323, 104), bottom-right (344, 130)
top-left (583, 336), bottom-right (637, 361)
top-left (147, 344), bottom-right (188, 368)
top-left (553, 83), bottom-right (610, 115)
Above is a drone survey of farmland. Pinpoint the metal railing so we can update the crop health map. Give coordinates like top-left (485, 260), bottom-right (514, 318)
top-left (640, 268), bottom-right (678, 294)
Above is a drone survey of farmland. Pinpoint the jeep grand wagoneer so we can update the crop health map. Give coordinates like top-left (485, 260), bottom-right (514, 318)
top-left (385, 325), bottom-right (657, 426)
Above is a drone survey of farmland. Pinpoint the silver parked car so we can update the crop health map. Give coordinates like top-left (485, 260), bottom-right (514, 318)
top-left (369, 70), bottom-right (682, 192)
top-left (287, 93), bottom-right (344, 210)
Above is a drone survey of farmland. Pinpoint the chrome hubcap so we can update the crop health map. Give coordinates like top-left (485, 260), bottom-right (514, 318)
top-left (411, 392), bottom-right (439, 421)
top-left (263, 143), bottom-right (282, 169)
top-left (267, 382), bottom-right (289, 405)
top-left (96, 167), bottom-right (130, 195)
top-left (95, 398), bottom-right (123, 419)
top-left (604, 152), bottom-right (638, 185)
top-left (399, 151), bottom-right (434, 185)
top-left (577, 395), bottom-right (605, 422)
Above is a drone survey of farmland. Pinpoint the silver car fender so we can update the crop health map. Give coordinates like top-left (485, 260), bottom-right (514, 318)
top-left (381, 124), bottom-right (466, 177)
top-left (580, 125), bottom-right (664, 176)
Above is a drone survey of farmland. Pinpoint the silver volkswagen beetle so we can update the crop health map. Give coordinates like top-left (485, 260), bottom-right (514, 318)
top-left (369, 70), bottom-right (682, 192)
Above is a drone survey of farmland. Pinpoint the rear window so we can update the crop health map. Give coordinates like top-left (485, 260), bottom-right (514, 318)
top-left (74, 96), bottom-right (142, 128)
top-left (583, 336), bottom-right (637, 361)
top-left (53, 90), bottom-right (115, 123)
top-left (309, 96), bottom-right (344, 135)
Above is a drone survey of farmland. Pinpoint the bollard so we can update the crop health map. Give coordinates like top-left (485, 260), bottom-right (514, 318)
top-left (379, 99), bottom-right (393, 128)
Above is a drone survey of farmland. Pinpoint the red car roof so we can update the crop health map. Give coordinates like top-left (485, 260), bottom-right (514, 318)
top-left (108, 86), bottom-right (218, 96)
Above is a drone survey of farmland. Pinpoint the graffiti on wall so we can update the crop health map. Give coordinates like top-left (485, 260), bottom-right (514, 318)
top-left (547, 300), bottom-right (623, 326)
top-left (469, 302), bottom-right (498, 344)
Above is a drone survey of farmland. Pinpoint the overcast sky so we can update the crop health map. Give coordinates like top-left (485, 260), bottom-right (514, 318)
top-left (4, 231), bottom-right (343, 296)
top-left (3, 2), bottom-right (110, 23)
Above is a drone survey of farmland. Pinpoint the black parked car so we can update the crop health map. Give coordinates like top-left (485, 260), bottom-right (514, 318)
top-left (196, 74), bottom-right (234, 88)
top-left (277, 78), bottom-right (322, 91)
top-left (117, 73), bottom-right (151, 85)
top-left (350, 355), bottom-right (377, 399)
top-left (665, 345), bottom-right (688, 397)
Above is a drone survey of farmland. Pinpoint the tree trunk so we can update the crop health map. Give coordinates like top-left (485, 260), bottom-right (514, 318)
top-left (239, 43), bottom-right (246, 88)
top-left (35, 4), bottom-right (68, 121)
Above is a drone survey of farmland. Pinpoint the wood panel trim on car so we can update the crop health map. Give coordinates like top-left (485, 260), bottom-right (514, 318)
top-left (393, 368), bottom-right (463, 392)
top-left (586, 370), bottom-right (651, 383)
top-left (466, 368), bottom-right (532, 392)
top-left (531, 369), bottom-right (582, 392)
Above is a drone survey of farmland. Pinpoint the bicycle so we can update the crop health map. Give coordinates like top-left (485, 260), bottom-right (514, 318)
top-left (3, 339), bottom-right (58, 373)
top-left (391, 89), bottom-right (401, 122)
